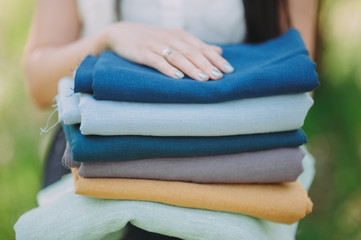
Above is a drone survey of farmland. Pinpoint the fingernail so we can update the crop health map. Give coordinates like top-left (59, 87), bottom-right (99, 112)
top-left (174, 71), bottom-right (184, 79)
top-left (224, 63), bottom-right (234, 73)
top-left (198, 72), bottom-right (208, 80)
top-left (211, 70), bottom-right (223, 78)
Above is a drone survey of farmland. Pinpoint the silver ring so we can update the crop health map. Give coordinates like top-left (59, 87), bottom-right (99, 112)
top-left (162, 47), bottom-right (174, 58)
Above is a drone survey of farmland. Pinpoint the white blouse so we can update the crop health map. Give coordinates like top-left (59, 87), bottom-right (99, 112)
top-left (76, 0), bottom-right (246, 44)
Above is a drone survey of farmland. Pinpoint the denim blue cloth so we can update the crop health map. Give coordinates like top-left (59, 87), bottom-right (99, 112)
top-left (74, 55), bottom-right (97, 93)
top-left (74, 29), bottom-right (319, 103)
top-left (62, 123), bottom-right (307, 162)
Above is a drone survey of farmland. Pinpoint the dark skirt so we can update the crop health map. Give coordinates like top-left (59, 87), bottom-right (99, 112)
top-left (42, 126), bottom-right (70, 188)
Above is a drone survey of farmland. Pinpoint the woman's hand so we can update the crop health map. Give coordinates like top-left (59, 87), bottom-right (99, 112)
top-left (25, 1), bottom-right (235, 108)
top-left (102, 22), bottom-right (234, 81)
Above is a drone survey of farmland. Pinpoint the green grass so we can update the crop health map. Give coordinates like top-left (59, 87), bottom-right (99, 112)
top-left (0, 1), bottom-right (49, 239)
top-left (0, 0), bottom-right (360, 239)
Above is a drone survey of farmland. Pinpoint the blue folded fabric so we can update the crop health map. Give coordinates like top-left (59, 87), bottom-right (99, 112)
top-left (74, 29), bottom-right (319, 103)
top-left (62, 123), bottom-right (307, 162)
top-left (74, 55), bottom-right (98, 93)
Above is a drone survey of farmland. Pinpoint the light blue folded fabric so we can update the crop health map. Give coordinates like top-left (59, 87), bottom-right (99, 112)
top-left (76, 93), bottom-right (313, 136)
top-left (57, 80), bottom-right (313, 137)
top-left (14, 148), bottom-right (315, 240)
top-left (57, 77), bottom-right (81, 125)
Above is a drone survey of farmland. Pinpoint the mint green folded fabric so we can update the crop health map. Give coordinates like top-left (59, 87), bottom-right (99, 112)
top-left (77, 93), bottom-right (313, 136)
top-left (14, 148), bottom-right (315, 240)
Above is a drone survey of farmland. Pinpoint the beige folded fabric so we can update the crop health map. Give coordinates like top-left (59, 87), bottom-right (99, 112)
top-left (72, 169), bottom-right (312, 224)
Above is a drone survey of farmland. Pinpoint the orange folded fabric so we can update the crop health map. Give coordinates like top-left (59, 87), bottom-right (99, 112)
top-left (72, 168), bottom-right (312, 224)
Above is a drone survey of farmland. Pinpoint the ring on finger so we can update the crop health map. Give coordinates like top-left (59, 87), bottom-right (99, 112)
top-left (162, 47), bottom-right (174, 59)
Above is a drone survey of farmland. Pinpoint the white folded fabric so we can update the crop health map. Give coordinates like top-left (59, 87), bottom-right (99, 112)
top-left (57, 77), bottom-right (81, 124)
top-left (77, 93), bottom-right (313, 136)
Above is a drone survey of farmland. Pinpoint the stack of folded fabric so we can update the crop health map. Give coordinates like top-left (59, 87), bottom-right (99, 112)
top-left (15, 29), bottom-right (319, 240)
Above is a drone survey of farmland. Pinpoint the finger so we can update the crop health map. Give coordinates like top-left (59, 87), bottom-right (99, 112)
top-left (165, 50), bottom-right (210, 81)
top-left (174, 29), bottom-right (223, 55)
top-left (170, 41), bottom-right (223, 80)
top-left (141, 51), bottom-right (185, 79)
top-left (171, 32), bottom-right (224, 79)
top-left (202, 48), bottom-right (234, 74)
top-left (209, 45), bottom-right (223, 54)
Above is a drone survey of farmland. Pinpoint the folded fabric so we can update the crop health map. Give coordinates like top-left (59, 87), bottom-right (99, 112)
top-left (57, 77), bottom-right (81, 125)
top-left (73, 167), bottom-right (312, 224)
top-left (62, 123), bottom-right (307, 162)
top-left (76, 93), bottom-right (313, 136)
top-left (14, 147), bottom-right (315, 240)
top-left (73, 147), bottom-right (305, 183)
top-left (73, 55), bottom-right (98, 94)
top-left (58, 82), bottom-right (313, 137)
top-left (62, 143), bottom-right (80, 168)
top-left (74, 29), bottom-right (319, 103)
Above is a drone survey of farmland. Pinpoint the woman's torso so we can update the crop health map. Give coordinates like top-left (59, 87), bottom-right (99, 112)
top-left (76, 0), bottom-right (246, 44)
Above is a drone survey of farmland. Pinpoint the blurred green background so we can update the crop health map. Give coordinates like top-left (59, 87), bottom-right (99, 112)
top-left (0, 0), bottom-right (360, 239)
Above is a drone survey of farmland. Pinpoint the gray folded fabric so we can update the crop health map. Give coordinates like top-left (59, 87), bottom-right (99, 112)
top-left (64, 147), bottom-right (305, 183)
